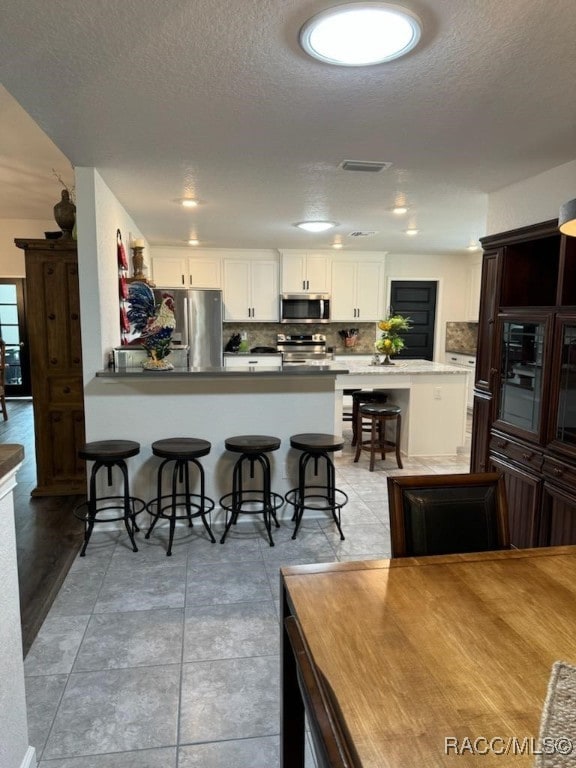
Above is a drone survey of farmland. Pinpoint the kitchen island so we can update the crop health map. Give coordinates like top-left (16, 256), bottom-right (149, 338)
top-left (89, 360), bottom-right (467, 514)
top-left (332, 357), bottom-right (468, 456)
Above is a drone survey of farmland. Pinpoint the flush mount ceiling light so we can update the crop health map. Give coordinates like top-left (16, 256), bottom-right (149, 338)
top-left (559, 198), bottom-right (576, 236)
top-left (392, 205), bottom-right (408, 215)
top-left (405, 227), bottom-right (419, 236)
top-left (188, 239), bottom-right (199, 246)
top-left (299, 2), bottom-right (421, 67)
top-left (177, 198), bottom-right (200, 208)
top-left (295, 221), bottom-right (338, 232)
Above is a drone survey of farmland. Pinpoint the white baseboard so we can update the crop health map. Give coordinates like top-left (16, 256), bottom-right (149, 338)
top-left (20, 746), bottom-right (37, 768)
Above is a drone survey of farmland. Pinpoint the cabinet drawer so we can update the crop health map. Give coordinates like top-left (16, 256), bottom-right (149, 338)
top-left (489, 434), bottom-right (543, 471)
top-left (543, 456), bottom-right (576, 487)
top-left (48, 377), bottom-right (83, 403)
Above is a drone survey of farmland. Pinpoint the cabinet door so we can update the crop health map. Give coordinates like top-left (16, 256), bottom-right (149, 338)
top-left (251, 261), bottom-right (279, 321)
top-left (281, 254), bottom-right (307, 292)
top-left (547, 315), bottom-right (576, 457)
top-left (475, 250), bottom-right (501, 391)
top-left (489, 455), bottom-right (542, 548)
top-left (187, 257), bottom-right (221, 288)
top-left (470, 392), bottom-right (493, 471)
top-left (305, 254), bottom-right (330, 292)
top-left (151, 256), bottom-right (187, 286)
top-left (223, 260), bottom-right (252, 320)
top-left (355, 262), bottom-right (383, 321)
top-left (330, 262), bottom-right (357, 320)
top-left (541, 481), bottom-right (576, 546)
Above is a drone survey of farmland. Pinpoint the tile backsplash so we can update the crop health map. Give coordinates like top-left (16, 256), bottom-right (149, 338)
top-left (445, 322), bottom-right (479, 355)
top-left (223, 322), bottom-right (378, 354)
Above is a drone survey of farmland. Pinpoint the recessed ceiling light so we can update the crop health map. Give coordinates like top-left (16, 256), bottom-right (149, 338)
top-left (188, 239), bottom-right (199, 246)
top-left (299, 2), bottom-right (422, 67)
top-left (295, 221), bottom-right (338, 232)
top-left (332, 242), bottom-right (343, 249)
top-left (179, 198), bottom-right (199, 208)
top-left (392, 205), bottom-right (408, 215)
top-left (467, 243), bottom-right (480, 251)
top-left (405, 228), bottom-right (419, 236)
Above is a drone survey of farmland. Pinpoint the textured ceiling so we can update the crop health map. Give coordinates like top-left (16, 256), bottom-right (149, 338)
top-left (1, 0), bottom-right (576, 254)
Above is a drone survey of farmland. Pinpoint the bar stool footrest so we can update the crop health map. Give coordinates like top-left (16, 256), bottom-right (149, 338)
top-left (219, 491), bottom-right (284, 517)
top-left (285, 486), bottom-right (347, 541)
top-left (146, 493), bottom-right (215, 523)
top-left (73, 496), bottom-right (146, 524)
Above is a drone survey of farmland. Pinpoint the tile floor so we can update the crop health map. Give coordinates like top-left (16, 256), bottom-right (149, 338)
top-left (25, 420), bottom-right (471, 767)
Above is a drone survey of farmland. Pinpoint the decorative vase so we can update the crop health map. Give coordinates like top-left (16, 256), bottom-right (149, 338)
top-left (381, 354), bottom-right (395, 365)
top-left (53, 190), bottom-right (76, 238)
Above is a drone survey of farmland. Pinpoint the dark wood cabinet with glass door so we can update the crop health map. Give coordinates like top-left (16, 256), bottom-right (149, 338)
top-left (472, 219), bottom-right (576, 547)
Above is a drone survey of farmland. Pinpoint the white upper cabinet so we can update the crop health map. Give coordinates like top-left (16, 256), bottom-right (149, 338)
top-left (280, 251), bottom-right (331, 293)
top-left (331, 259), bottom-right (384, 321)
top-left (223, 257), bottom-right (279, 321)
top-left (150, 247), bottom-right (221, 288)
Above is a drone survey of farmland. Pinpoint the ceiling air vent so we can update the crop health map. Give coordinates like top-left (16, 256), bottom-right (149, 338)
top-left (348, 230), bottom-right (378, 238)
top-left (340, 160), bottom-right (392, 173)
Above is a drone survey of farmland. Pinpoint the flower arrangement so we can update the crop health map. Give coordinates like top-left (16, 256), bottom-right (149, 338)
top-left (375, 314), bottom-right (411, 360)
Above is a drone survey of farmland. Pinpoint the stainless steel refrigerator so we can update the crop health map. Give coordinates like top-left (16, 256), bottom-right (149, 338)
top-left (153, 287), bottom-right (223, 367)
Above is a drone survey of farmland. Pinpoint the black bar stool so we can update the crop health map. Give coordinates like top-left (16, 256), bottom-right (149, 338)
top-left (145, 437), bottom-right (215, 556)
top-left (74, 440), bottom-right (146, 556)
top-left (351, 390), bottom-right (388, 446)
top-left (285, 433), bottom-right (347, 540)
top-left (219, 435), bottom-right (283, 546)
top-left (354, 404), bottom-right (403, 471)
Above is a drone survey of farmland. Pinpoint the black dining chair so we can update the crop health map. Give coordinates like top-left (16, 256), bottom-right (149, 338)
top-left (386, 472), bottom-right (510, 558)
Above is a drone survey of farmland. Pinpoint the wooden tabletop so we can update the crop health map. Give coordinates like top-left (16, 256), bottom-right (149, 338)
top-left (281, 546), bottom-right (576, 767)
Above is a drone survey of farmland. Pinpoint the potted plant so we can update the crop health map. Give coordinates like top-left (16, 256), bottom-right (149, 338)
top-left (375, 314), bottom-right (411, 365)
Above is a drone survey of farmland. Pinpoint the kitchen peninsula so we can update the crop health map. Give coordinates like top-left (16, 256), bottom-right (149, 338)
top-left (92, 359), bottom-right (467, 505)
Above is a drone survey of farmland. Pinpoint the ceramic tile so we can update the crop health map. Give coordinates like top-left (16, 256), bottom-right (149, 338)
top-left (42, 665), bottom-right (180, 759)
top-left (93, 565), bottom-right (186, 613)
top-left (73, 609), bottom-right (184, 671)
top-left (183, 600), bottom-right (279, 661)
top-left (48, 570), bottom-right (106, 616)
top-left (25, 674), bottom-right (68, 759)
top-left (259, 525), bottom-right (337, 563)
top-left (325, 522), bottom-right (392, 558)
top-left (25, 614), bottom-right (90, 676)
top-left (179, 656), bottom-right (279, 743)
top-left (178, 736), bottom-right (279, 767)
top-left (38, 747), bottom-right (176, 767)
top-left (186, 559), bottom-right (273, 605)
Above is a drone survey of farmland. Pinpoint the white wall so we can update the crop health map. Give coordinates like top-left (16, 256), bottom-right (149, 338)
top-left (76, 168), bottom-right (146, 384)
top-left (487, 158), bottom-right (576, 234)
top-left (0, 218), bottom-right (55, 276)
top-left (385, 252), bottom-right (470, 359)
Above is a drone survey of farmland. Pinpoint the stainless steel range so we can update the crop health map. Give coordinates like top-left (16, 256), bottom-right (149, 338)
top-left (276, 333), bottom-right (331, 364)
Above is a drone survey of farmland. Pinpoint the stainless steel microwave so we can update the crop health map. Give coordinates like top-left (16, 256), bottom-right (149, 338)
top-left (280, 293), bottom-right (330, 324)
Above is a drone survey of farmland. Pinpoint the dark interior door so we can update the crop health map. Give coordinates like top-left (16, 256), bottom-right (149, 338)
top-left (0, 278), bottom-right (31, 396)
top-left (390, 280), bottom-right (437, 360)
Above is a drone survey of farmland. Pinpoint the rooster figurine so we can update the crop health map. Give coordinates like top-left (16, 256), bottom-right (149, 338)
top-left (127, 282), bottom-right (176, 369)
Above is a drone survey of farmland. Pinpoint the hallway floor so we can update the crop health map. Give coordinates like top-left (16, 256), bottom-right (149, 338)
top-left (21, 411), bottom-right (471, 767)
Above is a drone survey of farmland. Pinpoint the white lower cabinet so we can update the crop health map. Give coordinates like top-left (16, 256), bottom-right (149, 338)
top-left (223, 259), bottom-right (279, 321)
top-left (445, 352), bottom-right (476, 409)
top-left (224, 354), bottom-right (282, 368)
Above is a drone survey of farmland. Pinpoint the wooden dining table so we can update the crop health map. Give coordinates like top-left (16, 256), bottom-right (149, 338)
top-left (280, 546), bottom-right (576, 767)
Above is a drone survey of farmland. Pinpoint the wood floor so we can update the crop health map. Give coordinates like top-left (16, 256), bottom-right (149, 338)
top-left (2, 399), bottom-right (85, 656)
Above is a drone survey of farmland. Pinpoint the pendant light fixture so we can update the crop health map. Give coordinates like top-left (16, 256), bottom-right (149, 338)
top-left (299, 2), bottom-right (422, 67)
top-left (559, 198), bottom-right (576, 236)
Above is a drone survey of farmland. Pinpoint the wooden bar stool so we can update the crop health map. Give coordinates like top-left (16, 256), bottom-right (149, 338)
top-left (354, 404), bottom-right (403, 472)
top-left (351, 390), bottom-right (389, 446)
top-left (74, 440), bottom-right (146, 555)
top-left (219, 435), bottom-right (283, 546)
top-left (145, 437), bottom-right (215, 556)
top-left (285, 433), bottom-right (347, 540)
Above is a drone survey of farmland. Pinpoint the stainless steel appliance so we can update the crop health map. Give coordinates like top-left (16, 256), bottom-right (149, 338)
top-left (280, 293), bottom-right (330, 324)
top-left (276, 333), bottom-right (331, 364)
top-left (154, 287), bottom-right (223, 367)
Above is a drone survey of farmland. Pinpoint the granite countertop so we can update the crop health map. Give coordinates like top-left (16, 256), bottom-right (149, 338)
top-left (0, 444), bottom-right (24, 479)
top-left (325, 359), bottom-right (466, 375)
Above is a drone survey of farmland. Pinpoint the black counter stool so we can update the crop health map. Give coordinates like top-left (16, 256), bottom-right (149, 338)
top-left (342, 388), bottom-right (361, 425)
top-left (351, 389), bottom-right (389, 446)
top-left (354, 404), bottom-right (403, 472)
top-left (145, 437), bottom-right (215, 556)
top-left (285, 433), bottom-right (347, 540)
top-left (74, 440), bottom-right (145, 556)
top-left (219, 435), bottom-right (283, 546)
